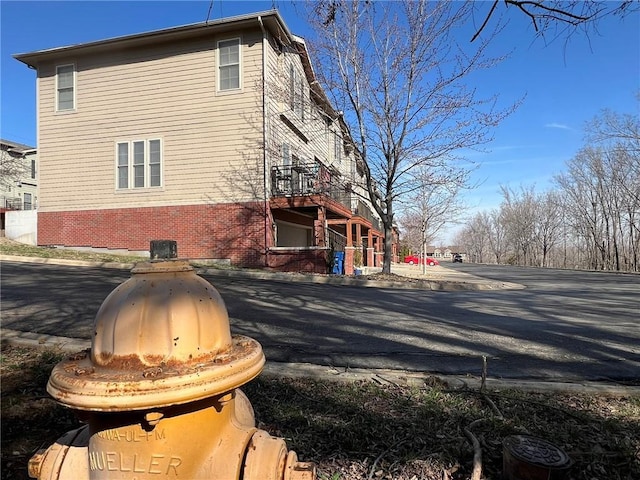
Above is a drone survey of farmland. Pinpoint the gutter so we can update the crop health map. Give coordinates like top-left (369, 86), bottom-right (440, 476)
top-left (14, 10), bottom-right (292, 68)
top-left (258, 16), bottom-right (270, 265)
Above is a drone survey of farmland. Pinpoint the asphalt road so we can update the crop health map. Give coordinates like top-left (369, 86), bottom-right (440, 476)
top-left (2, 260), bottom-right (639, 382)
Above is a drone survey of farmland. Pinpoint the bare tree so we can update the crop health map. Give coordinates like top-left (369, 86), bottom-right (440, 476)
top-left (586, 103), bottom-right (640, 271)
top-left (307, 0), bottom-right (514, 273)
top-left (586, 102), bottom-right (640, 150)
top-left (557, 149), bottom-right (640, 271)
top-left (553, 102), bottom-right (640, 271)
top-left (533, 190), bottom-right (563, 267)
top-left (0, 147), bottom-right (29, 191)
top-left (456, 102), bottom-right (639, 271)
top-left (398, 166), bottom-right (469, 244)
top-left (471, 1), bottom-right (639, 42)
top-left (458, 211), bottom-right (492, 263)
top-left (499, 185), bottom-right (540, 265)
top-left (397, 166), bottom-right (468, 272)
top-left (487, 209), bottom-right (508, 264)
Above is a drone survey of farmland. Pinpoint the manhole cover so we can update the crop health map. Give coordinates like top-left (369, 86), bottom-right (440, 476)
top-left (503, 435), bottom-right (571, 480)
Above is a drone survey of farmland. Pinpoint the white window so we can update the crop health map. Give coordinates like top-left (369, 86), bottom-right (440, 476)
top-left (116, 139), bottom-right (162, 190)
top-left (334, 132), bottom-right (342, 166)
top-left (218, 38), bottom-right (240, 91)
top-left (289, 63), bottom-right (296, 111)
top-left (289, 63), bottom-right (305, 120)
top-left (56, 64), bottom-right (75, 111)
top-left (23, 193), bottom-right (32, 210)
top-left (282, 143), bottom-right (291, 167)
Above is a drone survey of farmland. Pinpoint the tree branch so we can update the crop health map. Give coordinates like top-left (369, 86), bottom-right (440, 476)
top-left (471, 0), bottom-right (499, 42)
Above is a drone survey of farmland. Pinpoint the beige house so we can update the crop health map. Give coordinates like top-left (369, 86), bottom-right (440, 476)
top-left (15, 10), bottom-right (388, 273)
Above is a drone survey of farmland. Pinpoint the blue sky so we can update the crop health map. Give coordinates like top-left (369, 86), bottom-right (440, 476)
top-left (1, 1), bottom-right (639, 243)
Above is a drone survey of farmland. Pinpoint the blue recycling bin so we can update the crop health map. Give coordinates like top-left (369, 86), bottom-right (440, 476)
top-left (332, 251), bottom-right (345, 274)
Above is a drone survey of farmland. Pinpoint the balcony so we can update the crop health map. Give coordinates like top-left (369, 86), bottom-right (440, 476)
top-left (271, 163), bottom-right (351, 208)
top-left (2, 197), bottom-right (23, 210)
top-left (354, 200), bottom-right (382, 232)
top-left (270, 163), bottom-right (382, 233)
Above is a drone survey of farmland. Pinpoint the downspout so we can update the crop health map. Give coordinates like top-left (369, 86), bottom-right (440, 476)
top-left (258, 16), bottom-right (269, 267)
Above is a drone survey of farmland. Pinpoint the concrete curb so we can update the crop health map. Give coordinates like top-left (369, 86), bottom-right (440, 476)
top-left (4, 329), bottom-right (637, 397)
top-left (1, 254), bottom-right (524, 291)
top-left (198, 267), bottom-right (524, 291)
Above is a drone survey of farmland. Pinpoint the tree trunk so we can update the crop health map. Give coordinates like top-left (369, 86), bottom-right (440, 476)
top-left (383, 221), bottom-right (393, 274)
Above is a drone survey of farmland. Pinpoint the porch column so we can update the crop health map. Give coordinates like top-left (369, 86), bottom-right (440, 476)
top-left (353, 222), bottom-right (363, 271)
top-left (345, 219), bottom-right (354, 275)
top-left (375, 235), bottom-right (383, 267)
top-left (314, 206), bottom-right (326, 247)
top-left (367, 229), bottom-right (374, 267)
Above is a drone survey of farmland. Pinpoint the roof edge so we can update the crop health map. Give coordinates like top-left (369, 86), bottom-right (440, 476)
top-left (14, 10), bottom-right (290, 67)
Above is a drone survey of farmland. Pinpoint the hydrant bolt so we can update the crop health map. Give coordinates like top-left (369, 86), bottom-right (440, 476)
top-left (289, 463), bottom-right (316, 480)
top-left (144, 411), bottom-right (164, 426)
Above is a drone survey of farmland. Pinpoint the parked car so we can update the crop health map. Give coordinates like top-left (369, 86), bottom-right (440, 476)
top-left (452, 254), bottom-right (463, 263)
top-left (403, 255), bottom-right (439, 266)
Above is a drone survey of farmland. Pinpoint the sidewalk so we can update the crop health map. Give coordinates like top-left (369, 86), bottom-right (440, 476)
top-left (0, 253), bottom-right (524, 291)
top-left (3, 328), bottom-right (637, 397)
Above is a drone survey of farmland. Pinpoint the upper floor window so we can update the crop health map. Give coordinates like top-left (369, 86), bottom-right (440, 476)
top-left (116, 139), bottom-right (162, 190)
top-left (218, 38), bottom-right (240, 91)
top-left (289, 63), bottom-right (305, 120)
top-left (56, 64), bottom-right (75, 111)
top-left (31, 159), bottom-right (36, 179)
top-left (334, 132), bottom-right (342, 166)
top-left (282, 143), bottom-right (291, 167)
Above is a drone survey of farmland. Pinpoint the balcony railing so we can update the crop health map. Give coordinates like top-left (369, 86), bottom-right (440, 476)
top-left (271, 163), bottom-right (351, 208)
top-left (354, 200), bottom-right (382, 232)
top-left (2, 197), bottom-right (23, 210)
top-left (270, 163), bottom-right (382, 232)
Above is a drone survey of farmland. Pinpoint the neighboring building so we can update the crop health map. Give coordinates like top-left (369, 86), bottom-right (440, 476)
top-left (1, 139), bottom-right (38, 233)
top-left (410, 247), bottom-right (466, 262)
top-left (439, 247), bottom-right (467, 262)
top-left (14, 10), bottom-right (389, 273)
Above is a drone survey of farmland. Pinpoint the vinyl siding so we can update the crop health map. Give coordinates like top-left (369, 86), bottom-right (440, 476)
top-left (265, 47), bottom-right (355, 185)
top-left (36, 30), bottom-right (265, 213)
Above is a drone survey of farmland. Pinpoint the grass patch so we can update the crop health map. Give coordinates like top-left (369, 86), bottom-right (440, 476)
top-left (0, 237), bottom-right (145, 264)
top-left (1, 344), bottom-right (638, 480)
top-left (0, 238), bottom-right (241, 270)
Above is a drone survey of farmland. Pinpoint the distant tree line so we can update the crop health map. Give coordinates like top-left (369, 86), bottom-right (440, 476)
top-left (456, 103), bottom-right (640, 272)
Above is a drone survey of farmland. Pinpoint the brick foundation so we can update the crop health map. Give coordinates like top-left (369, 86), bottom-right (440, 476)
top-left (38, 203), bottom-right (271, 267)
top-left (266, 248), bottom-right (329, 273)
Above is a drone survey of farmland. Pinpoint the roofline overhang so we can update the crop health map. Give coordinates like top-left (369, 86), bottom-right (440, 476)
top-left (14, 10), bottom-right (291, 68)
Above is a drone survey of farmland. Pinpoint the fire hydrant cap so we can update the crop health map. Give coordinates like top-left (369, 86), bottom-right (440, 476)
top-left (47, 260), bottom-right (265, 411)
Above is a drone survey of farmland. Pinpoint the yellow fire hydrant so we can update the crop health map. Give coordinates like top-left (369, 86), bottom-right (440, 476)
top-left (28, 260), bottom-right (315, 480)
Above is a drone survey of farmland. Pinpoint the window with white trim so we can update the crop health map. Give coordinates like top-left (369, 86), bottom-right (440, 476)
top-left (334, 132), bottom-right (342, 166)
top-left (56, 64), bottom-right (75, 111)
top-left (218, 38), bottom-right (240, 91)
top-left (116, 139), bottom-right (162, 190)
top-left (289, 62), bottom-right (305, 120)
top-left (23, 193), bottom-right (33, 210)
top-left (282, 143), bottom-right (291, 168)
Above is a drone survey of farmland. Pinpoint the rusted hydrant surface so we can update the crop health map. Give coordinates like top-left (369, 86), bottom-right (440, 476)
top-left (29, 260), bottom-right (315, 480)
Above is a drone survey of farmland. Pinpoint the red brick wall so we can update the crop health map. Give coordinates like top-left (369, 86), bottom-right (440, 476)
top-left (38, 202), bottom-right (271, 267)
top-left (266, 248), bottom-right (329, 273)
